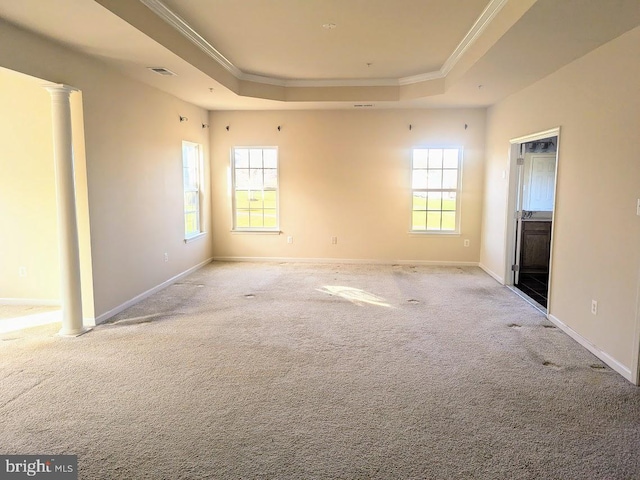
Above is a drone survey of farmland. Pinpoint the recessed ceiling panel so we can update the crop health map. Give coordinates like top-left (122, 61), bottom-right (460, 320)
top-left (160, 0), bottom-right (491, 80)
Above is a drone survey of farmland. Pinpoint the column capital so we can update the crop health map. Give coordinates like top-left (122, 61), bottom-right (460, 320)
top-left (43, 83), bottom-right (79, 95)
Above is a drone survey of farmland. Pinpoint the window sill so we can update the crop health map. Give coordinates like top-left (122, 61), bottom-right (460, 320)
top-left (184, 232), bottom-right (207, 243)
top-left (231, 229), bottom-right (282, 235)
top-left (408, 231), bottom-right (461, 236)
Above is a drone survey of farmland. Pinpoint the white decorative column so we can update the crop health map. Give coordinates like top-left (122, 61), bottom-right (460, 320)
top-left (45, 84), bottom-right (88, 337)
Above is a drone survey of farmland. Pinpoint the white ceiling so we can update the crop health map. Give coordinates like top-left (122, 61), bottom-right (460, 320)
top-left (158, 0), bottom-right (490, 81)
top-left (0, 0), bottom-right (639, 110)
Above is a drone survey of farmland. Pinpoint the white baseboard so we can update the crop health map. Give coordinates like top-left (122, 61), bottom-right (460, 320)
top-left (213, 256), bottom-right (479, 267)
top-left (0, 298), bottom-right (60, 306)
top-left (479, 263), bottom-right (504, 284)
top-left (548, 314), bottom-right (634, 384)
top-left (91, 258), bottom-right (213, 326)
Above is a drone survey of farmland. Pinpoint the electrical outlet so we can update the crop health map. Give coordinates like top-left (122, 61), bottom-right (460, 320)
top-left (463, 239), bottom-right (470, 247)
top-left (591, 299), bottom-right (598, 315)
top-left (164, 253), bottom-right (169, 263)
top-left (331, 236), bottom-right (338, 245)
top-left (18, 266), bottom-right (27, 278)
top-left (287, 236), bottom-right (293, 244)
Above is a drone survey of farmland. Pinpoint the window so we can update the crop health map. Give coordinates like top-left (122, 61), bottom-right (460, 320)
top-left (411, 147), bottom-right (462, 233)
top-left (232, 147), bottom-right (278, 231)
top-left (182, 141), bottom-right (202, 239)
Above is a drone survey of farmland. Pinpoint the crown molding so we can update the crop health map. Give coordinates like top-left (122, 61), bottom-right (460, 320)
top-left (139, 0), bottom-right (507, 88)
top-left (398, 70), bottom-right (445, 86)
top-left (139, 0), bottom-right (241, 78)
top-left (283, 77), bottom-right (400, 88)
top-left (440, 0), bottom-right (508, 76)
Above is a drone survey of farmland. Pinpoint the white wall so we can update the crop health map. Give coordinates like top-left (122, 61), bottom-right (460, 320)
top-left (481, 27), bottom-right (640, 380)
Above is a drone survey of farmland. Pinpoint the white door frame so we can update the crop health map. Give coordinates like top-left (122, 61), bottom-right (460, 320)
top-left (513, 142), bottom-right (526, 285)
top-left (504, 127), bottom-right (560, 313)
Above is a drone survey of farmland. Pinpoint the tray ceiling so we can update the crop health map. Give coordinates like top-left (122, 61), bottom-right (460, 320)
top-left (0, 0), bottom-right (639, 110)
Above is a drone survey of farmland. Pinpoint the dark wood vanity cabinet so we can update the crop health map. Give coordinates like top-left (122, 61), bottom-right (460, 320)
top-left (520, 221), bottom-right (551, 273)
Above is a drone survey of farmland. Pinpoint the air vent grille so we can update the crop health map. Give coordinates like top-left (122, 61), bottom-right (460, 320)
top-left (148, 67), bottom-right (177, 76)
top-left (354, 104), bottom-right (374, 108)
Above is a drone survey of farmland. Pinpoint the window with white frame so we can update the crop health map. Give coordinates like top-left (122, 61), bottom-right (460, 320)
top-left (411, 147), bottom-right (462, 233)
top-left (232, 147), bottom-right (278, 230)
top-left (182, 141), bottom-right (202, 239)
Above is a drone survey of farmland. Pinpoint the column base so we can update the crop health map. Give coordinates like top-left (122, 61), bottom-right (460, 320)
top-left (57, 326), bottom-right (92, 338)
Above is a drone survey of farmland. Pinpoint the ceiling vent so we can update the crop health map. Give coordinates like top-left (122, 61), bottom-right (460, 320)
top-left (148, 67), bottom-right (177, 76)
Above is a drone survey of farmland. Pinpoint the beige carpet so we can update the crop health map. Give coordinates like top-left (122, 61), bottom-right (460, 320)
top-left (1, 262), bottom-right (639, 479)
top-left (0, 305), bottom-right (61, 335)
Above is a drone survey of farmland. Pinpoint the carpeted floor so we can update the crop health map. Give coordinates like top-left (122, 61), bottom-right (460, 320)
top-left (0, 305), bottom-right (61, 335)
top-left (1, 262), bottom-right (639, 479)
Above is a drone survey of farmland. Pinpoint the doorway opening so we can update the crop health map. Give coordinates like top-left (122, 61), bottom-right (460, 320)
top-left (0, 67), bottom-right (95, 333)
top-left (505, 128), bottom-right (560, 313)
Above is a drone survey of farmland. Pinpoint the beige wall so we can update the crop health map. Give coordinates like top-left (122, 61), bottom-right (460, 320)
top-left (210, 108), bottom-right (485, 263)
top-left (0, 68), bottom-right (59, 302)
top-left (481, 27), bottom-right (640, 377)
top-left (0, 20), bottom-right (212, 321)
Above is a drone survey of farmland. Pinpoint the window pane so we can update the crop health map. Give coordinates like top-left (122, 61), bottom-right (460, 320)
top-left (412, 211), bottom-right (426, 230)
top-left (183, 142), bottom-right (202, 238)
top-left (443, 149), bottom-right (459, 168)
top-left (183, 165), bottom-right (198, 190)
top-left (250, 210), bottom-right (264, 227)
top-left (250, 190), bottom-right (264, 209)
top-left (184, 191), bottom-right (198, 212)
top-left (235, 190), bottom-right (250, 209)
top-left (443, 192), bottom-right (457, 211)
top-left (236, 210), bottom-right (250, 227)
top-left (235, 168), bottom-right (250, 189)
top-left (264, 168), bottom-right (277, 188)
top-left (413, 149), bottom-right (428, 169)
top-left (263, 149), bottom-right (277, 168)
top-left (235, 149), bottom-right (249, 168)
top-left (427, 211), bottom-right (442, 230)
top-left (427, 192), bottom-right (442, 210)
top-left (442, 211), bottom-right (456, 231)
top-left (428, 149), bottom-right (443, 168)
top-left (427, 170), bottom-right (442, 189)
top-left (443, 169), bottom-right (458, 189)
top-left (411, 148), bottom-right (461, 234)
top-left (249, 168), bottom-right (263, 188)
top-left (264, 190), bottom-right (277, 209)
top-left (249, 149), bottom-right (263, 168)
top-left (233, 147), bottom-right (278, 230)
top-left (412, 170), bottom-right (428, 189)
top-left (412, 192), bottom-right (427, 210)
top-left (185, 212), bottom-right (199, 235)
top-left (264, 209), bottom-right (277, 228)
